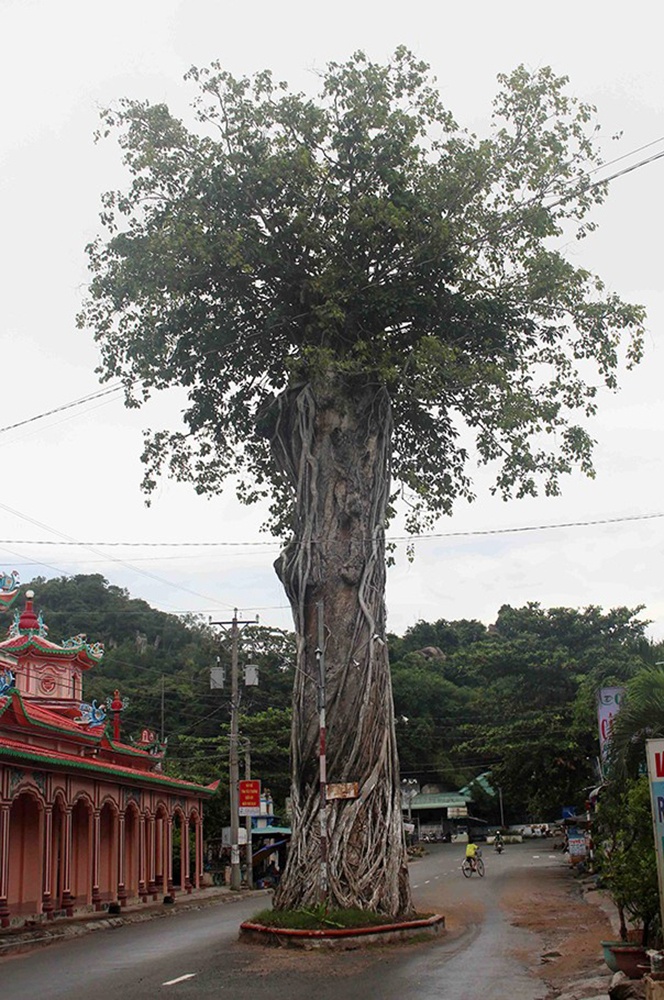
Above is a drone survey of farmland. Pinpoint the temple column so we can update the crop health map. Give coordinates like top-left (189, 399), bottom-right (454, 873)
top-left (138, 813), bottom-right (147, 902)
top-left (183, 819), bottom-right (191, 893)
top-left (117, 811), bottom-right (127, 906)
top-left (60, 808), bottom-right (74, 916)
top-left (166, 816), bottom-right (174, 895)
top-left (147, 815), bottom-right (157, 899)
top-left (42, 805), bottom-right (55, 918)
top-left (91, 809), bottom-right (101, 910)
top-left (0, 804), bottom-right (11, 927)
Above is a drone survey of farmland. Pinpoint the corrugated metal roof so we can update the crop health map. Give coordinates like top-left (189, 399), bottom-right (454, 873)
top-left (408, 792), bottom-right (469, 810)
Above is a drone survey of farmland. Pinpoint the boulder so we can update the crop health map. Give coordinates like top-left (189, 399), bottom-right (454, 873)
top-left (609, 970), bottom-right (646, 1000)
top-left (554, 976), bottom-right (610, 1000)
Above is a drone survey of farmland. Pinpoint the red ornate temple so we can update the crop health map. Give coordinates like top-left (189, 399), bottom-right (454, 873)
top-left (0, 586), bottom-right (217, 927)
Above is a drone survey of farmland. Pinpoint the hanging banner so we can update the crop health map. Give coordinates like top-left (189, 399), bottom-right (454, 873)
top-left (646, 739), bottom-right (664, 937)
top-left (597, 687), bottom-right (625, 756)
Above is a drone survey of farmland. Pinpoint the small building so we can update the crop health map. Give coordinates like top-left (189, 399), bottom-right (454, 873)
top-left (0, 588), bottom-right (216, 927)
top-left (402, 788), bottom-right (471, 839)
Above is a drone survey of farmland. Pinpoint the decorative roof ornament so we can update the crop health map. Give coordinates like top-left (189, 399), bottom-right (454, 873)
top-left (74, 699), bottom-right (107, 726)
top-left (8, 609), bottom-right (21, 639)
top-left (62, 634), bottom-right (105, 661)
top-left (107, 690), bottom-right (128, 741)
top-left (0, 666), bottom-right (16, 696)
top-left (0, 570), bottom-right (20, 614)
top-left (132, 727), bottom-right (168, 760)
top-left (36, 610), bottom-right (48, 638)
top-left (17, 590), bottom-right (40, 633)
top-left (62, 633), bottom-right (88, 648)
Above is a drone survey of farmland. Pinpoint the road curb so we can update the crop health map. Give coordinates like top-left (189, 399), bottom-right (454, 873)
top-left (0, 889), bottom-right (269, 958)
top-left (239, 913), bottom-right (446, 950)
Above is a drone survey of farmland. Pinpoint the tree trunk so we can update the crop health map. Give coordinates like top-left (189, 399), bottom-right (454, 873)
top-left (267, 375), bottom-right (413, 917)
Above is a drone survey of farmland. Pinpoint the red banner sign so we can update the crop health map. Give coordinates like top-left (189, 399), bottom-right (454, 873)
top-left (239, 779), bottom-right (261, 815)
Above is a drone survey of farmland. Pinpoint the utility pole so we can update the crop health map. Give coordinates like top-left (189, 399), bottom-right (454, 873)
top-left (160, 674), bottom-right (165, 744)
top-left (498, 786), bottom-right (505, 829)
top-left (243, 738), bottom-right (253, 890)
top-left (211, 609), bottom-right (258, 892)
top-left (316, 601), bottom-right (327, 904)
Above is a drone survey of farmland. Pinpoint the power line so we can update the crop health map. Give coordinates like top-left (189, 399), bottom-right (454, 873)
top-left (0, 499), bottom-right (236, 612)
top-left (397, 510), bottom-right (664, 541)
top-left (586, 135), bottom-right (664, 178)
top-left (0, 385), bottom-right (124, 436)
top-left (0, 509), bottom-right (661, 549)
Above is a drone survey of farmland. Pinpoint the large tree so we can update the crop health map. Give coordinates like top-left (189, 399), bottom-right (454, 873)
top-left (79, 49), bottom-right (644, 915)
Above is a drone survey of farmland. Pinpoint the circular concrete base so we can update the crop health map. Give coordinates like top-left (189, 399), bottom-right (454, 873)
top-left (240, 913), bottom-right (445, 950)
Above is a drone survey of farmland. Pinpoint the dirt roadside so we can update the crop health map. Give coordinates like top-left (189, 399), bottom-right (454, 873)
top-left (502, 864), bottom-right (617, 998)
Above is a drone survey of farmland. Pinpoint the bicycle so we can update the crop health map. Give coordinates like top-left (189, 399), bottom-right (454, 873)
top-left (461, 851), bottom-right (485, 878)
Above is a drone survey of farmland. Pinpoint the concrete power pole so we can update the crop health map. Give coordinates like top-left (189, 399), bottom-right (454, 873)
top-left (211, 609), bottom-right (258, 892)
top-left (229, 612), bottom-right (241, 890)
top-left (243, 739), bottom-right (253, 890)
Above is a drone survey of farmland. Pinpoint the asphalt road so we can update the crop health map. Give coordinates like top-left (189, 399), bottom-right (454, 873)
top-left (1, 843), bottom-right (558, 1000)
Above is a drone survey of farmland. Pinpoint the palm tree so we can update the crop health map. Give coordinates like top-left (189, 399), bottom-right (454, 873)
top-left (606, 666), bottom-right (664, 778)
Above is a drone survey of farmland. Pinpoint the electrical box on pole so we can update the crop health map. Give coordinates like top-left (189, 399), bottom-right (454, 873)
top-left (209, 666), bottom-right (225, 689)
top-left (244, 664), bottom-right (259, 686)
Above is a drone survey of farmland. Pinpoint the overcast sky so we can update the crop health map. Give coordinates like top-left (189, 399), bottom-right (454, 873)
top-left (1, 0), bottom-right (663, 642)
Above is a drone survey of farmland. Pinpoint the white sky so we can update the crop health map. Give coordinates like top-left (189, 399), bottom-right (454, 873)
top-left (1, 0), bottom-right (663, 641)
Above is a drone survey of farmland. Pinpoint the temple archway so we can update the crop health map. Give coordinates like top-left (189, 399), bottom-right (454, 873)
top-left (189, 811), bottom-right (201, 890)
top-left (49, 795), bottom-right (66, 912)
top-left (123, 803), bottom-right (139, 900)
top-left (8, 792), bottom-right (42, 917)
top-left (154, 803), bottom-right (169, 894)
top-left (71, 798), bottom-right (92, 907)
top-left (98, 801), bottom-right (117, 905)
top-left (172, 808), bottom-right (187, 892)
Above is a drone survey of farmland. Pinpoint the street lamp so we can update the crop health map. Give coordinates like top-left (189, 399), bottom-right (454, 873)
top-left (498, 786), bottom-right (505, 829)
top-left (401, 778), bottom-right (419, 841)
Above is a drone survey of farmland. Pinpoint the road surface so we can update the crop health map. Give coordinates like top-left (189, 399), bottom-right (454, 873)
top-left (1, 843), bottom-right (561, 1000)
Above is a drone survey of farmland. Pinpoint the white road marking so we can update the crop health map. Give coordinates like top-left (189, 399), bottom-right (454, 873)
top-left (163, 974), bottom-right (197, 986)
top-left (413, 884), bottom-right (419, 888)
top-left (424, 879), bottom-right (431, 884)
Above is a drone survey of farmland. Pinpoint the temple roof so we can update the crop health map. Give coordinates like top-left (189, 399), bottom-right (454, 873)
top-left (0, 691), bottom-right (104, 741)
top-left (0, 732), bottom-right (216, 795)
top-left (0, 690), bottom-right (215, 795)
top-left (0, 591), bottom-right (104, 669)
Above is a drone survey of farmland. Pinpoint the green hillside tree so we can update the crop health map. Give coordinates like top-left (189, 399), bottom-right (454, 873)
top-left (455, 604), bottom-right (650, 816)
top-left (79, 50), bottom-right (644, 915)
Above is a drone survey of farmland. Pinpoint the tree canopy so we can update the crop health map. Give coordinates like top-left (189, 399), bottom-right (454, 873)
top-left (78, 48), bottom-right (647, 915)
top-left (80, 48), bottom-right (644, 534)
top-left (390, 603), bottom-right (653, 818)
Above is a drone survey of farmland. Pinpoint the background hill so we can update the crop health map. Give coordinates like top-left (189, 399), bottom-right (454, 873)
top-left (8, 574), bottom-right (662, 833)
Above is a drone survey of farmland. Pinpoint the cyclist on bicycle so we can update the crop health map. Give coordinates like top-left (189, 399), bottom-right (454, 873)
top-left (465, 841), bottom-right (480, 871)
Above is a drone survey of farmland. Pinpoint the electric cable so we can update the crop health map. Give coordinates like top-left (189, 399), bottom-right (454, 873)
top-left (0, 509), bottom-right (661, 548)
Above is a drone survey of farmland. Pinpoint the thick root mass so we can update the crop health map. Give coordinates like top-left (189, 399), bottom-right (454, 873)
top-left (268, 377), bottom-right (413, 917)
